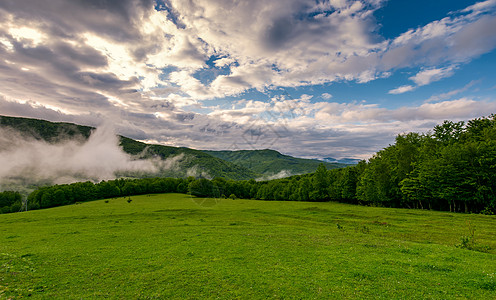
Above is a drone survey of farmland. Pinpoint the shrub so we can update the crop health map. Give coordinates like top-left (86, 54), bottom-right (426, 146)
top-left (457, 220), bottom-right (491, 252)
top-left (481, 207), bottom-right (495, 215)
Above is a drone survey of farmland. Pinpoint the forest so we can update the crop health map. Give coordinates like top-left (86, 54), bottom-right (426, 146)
top-left (1, 115), bottom-right (495, 214)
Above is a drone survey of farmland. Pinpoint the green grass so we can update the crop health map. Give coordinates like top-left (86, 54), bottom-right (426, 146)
top-left (1, 194), bottom-right (495, 299)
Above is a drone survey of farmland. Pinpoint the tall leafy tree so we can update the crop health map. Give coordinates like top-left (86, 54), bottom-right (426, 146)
top-left (310, 163), bottom-right (329, 201)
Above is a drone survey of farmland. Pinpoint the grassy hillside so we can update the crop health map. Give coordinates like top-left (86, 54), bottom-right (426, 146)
top-left (1, 194), bottom-right (494, 298)
top-left (204, 149), bottom-right (346, 176)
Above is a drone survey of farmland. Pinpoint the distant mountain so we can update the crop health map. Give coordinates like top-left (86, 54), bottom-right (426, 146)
top-left (119, 137), bottom-right (256, 180)
top-left (0, 115), bottom-right (93, 141)
top-left (320, 157), bottom-right (361, 165)
top-left (0, 115), bottom-right (256, 180)
top-left (204, 149), bottom-right (347, 177)
top-left (0, 115), bottom-right (348, 183)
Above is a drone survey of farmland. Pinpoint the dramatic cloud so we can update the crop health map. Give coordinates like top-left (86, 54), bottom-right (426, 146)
top-left (0, 0), bottom-right (495, 164)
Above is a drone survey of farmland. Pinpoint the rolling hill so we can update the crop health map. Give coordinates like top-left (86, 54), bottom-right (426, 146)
top-left (204, 149), bottom-right (346, 177)
top-left (0, 115), bottom-right (256, 180)
top-left (0, 115), bottom-right (346, 181)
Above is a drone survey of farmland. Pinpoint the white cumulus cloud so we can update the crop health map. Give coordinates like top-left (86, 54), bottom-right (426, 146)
top-left (388, 85), bottom-right (416, 94)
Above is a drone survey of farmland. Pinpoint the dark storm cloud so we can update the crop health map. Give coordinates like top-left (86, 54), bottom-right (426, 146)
top-left (0, 36), bottom-right (137, 112)
top-left (75, 0), bottom-right (153, 21)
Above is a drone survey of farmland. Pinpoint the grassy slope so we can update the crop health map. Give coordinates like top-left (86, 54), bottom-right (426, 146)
top-left (204, 149), bottom-right (347, 175)
top-left (1, 195), bottom-right (495, 299)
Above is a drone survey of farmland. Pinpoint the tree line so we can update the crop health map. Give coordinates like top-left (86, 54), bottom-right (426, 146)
top-left (189, 115), bottom-right (496, 214)
top-left (331, 115), bottom-right (496, 213)
top-left (24, 178), bottom-right (189, 210)
top-left (2, 115), bottom-right (495, 214)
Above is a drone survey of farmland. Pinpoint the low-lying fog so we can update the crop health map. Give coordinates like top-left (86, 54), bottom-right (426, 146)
top-left (0, 125), bottom-right (182, 192)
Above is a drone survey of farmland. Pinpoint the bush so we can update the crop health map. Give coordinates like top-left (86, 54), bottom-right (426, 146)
top-left (457, 221), bottom-right (491, 252)
top-left (481, 207), bottom-right (495, 215)
top-left (9, 201), bottom-right (22, 213)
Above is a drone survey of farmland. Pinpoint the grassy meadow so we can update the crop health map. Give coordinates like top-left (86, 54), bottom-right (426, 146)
top-left (1, 193), bottom-right (495, 299)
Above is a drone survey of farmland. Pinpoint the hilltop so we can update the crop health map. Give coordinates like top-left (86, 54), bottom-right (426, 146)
top-left (0, 115), bottom-right (345, 183)
top-left (204, 149), bottom-right (347, 178)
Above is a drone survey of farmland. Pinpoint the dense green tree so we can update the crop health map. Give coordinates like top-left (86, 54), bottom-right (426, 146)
top-left (97, 181), bottom-right (120, 199)
top-left (0, 191), bottom-right (21, 208)
top-left (433, 120), bottom-right (464, 144)
top-left (0, 191), bottom-right (22, 213)
top-left (188, 178), bottom-right (214, 197)
top-left (339, 166), bottom-right (359, 202)
top-left (310, 164), bottom-right (329, 201)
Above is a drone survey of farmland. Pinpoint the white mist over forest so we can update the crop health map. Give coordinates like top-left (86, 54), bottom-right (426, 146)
top-left (0, 125), bottom-right (170, 191)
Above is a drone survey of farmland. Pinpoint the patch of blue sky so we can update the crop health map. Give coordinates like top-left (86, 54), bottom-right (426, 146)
top-left (154, 0), bottom-right (185, 28)
top-left (270, 74), bottom-right (408, 107)
top-left (375, 0), bottom-right (478, 40)
top-left (154, 0), bottom-right (166, 11)
top-left (192, 55), bottom-right (234, 85)
top-left (158, 66), bottom-right (179, 81)
top-left (392, 50), bottom-right (496, 105)
top-left (296, 5), bottom-right (336, 21)
top-left (305, 45), bottom-right (495, 109)
top-left (191, 94), bottom-right (246, 114)
top-left (457, 50), bottom-right (496, 91)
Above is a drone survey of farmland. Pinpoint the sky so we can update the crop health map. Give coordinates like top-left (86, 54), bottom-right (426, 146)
top-left (0, 0), bottom-right (496, 160)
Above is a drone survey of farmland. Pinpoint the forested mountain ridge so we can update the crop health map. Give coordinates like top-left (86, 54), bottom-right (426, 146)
top-left (0, 115), bottom-right (256, 180)
top-left (204, 149), bottom-right (346, 176)
top-left (0, 115), bottom-right (93, 142)
top-left (119, 137), bottom-right (257, 179)
top-left (0, 115), bottom-right (342, 180)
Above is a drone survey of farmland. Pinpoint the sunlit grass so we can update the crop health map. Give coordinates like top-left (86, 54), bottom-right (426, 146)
top-left (1, 194), bottom-right (495, 298)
